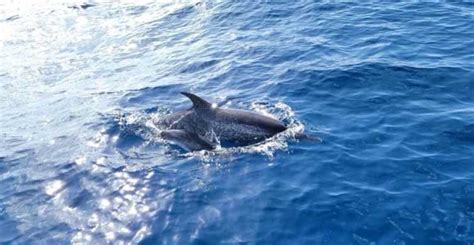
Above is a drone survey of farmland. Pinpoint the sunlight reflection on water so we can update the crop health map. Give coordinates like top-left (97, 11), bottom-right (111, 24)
top-left (45, 180), bottom-right (65, 196)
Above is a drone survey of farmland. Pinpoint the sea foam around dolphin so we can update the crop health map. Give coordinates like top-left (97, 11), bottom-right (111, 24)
top-left (115, 100), bottom-right (308, 160)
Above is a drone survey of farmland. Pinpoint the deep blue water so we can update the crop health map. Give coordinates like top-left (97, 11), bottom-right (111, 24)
top-left (1, 1), bottom-right (474, 244)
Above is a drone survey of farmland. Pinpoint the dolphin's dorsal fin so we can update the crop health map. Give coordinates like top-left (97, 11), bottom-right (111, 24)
top-left (181, 92), bottom-right (212, 110)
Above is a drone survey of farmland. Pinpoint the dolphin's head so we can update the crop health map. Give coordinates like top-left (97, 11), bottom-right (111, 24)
top-left (161, 130), bottom-right (215, 151)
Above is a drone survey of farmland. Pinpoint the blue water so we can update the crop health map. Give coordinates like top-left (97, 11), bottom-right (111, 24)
top-left (1, 1), bottom-right (474, 244)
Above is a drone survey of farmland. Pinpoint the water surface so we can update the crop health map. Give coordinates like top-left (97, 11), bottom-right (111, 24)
top-left (1, 1), bottom-right (474, 244)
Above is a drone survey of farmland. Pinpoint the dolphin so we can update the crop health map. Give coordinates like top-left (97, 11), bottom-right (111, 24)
top-left (157, 92), bottom-right (287, 151)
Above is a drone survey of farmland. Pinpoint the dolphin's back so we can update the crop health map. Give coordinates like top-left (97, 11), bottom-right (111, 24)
top-left (218, 108), bottom-right (286, 133)
top-left (211, 108), bottom-right (287, 142)
top-left (157, 92), bottom-right (289, 150)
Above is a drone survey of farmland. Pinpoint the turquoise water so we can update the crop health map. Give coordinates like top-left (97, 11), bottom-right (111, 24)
top-left (1, 1), bottom-right (474, 244)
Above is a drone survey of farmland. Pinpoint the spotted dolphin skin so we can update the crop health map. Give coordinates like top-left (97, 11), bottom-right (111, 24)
top-left (157, 92), bottom-right (287, 151)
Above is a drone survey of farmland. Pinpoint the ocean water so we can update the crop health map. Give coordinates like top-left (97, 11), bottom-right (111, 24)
top-left (1, 0), bottom-right (474, 244)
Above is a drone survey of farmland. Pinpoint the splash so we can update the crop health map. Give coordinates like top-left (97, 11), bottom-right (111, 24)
top-left (117, 101), bottom-right (307, 160)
